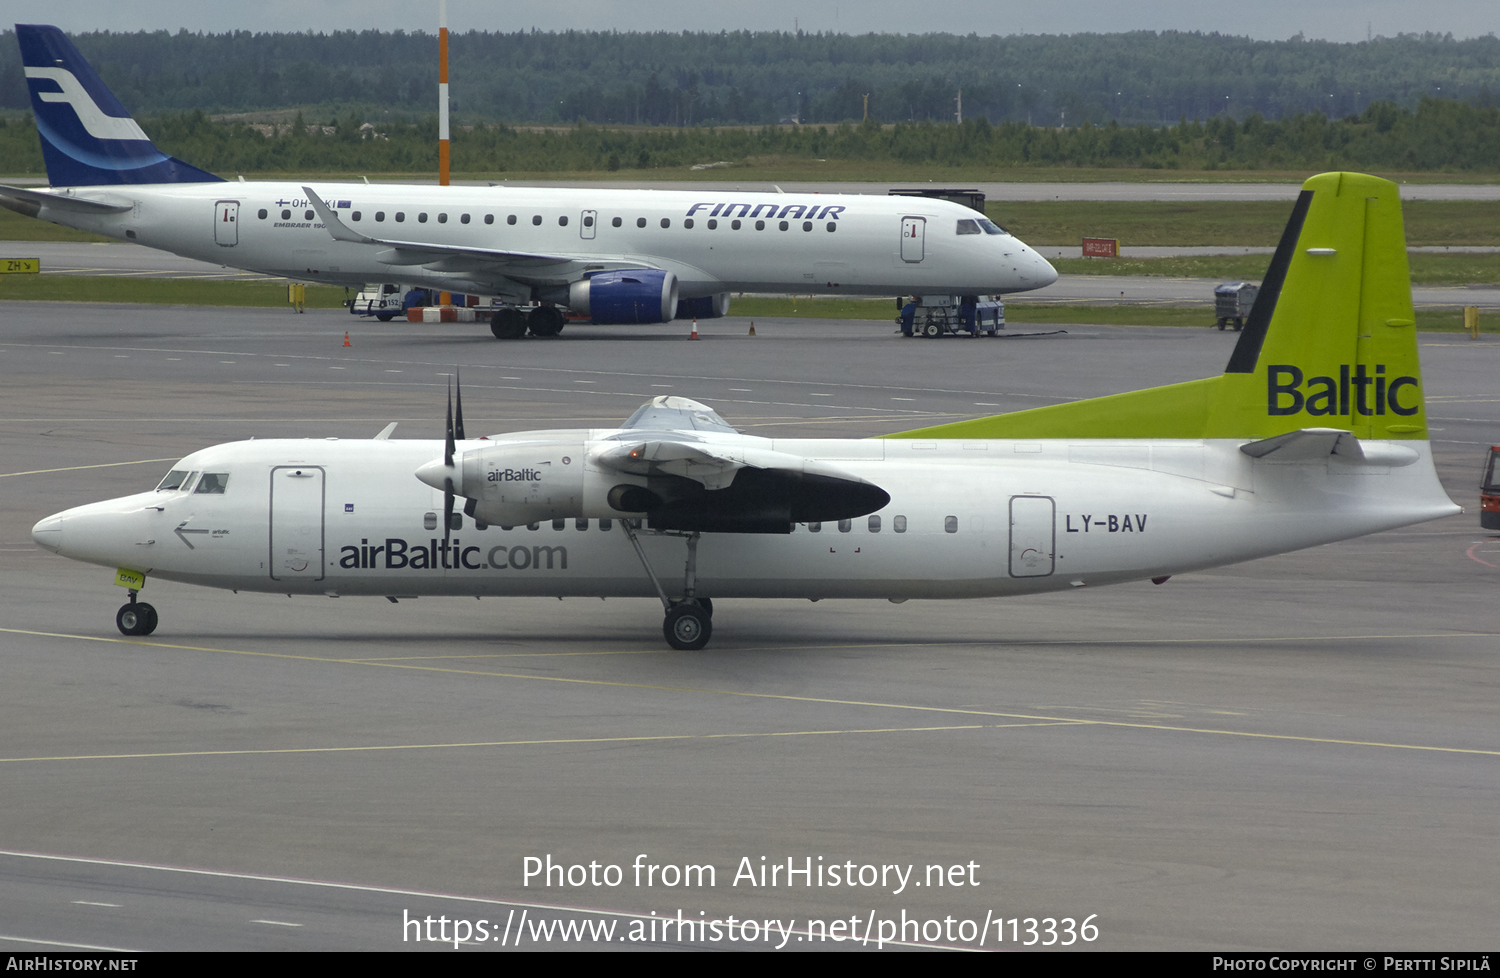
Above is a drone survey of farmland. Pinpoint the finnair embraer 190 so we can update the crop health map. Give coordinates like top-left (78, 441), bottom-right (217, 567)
top-left (32, 172), bottom-right (1459, 650)
top-left (1, 24), bottom-right (1057, 338)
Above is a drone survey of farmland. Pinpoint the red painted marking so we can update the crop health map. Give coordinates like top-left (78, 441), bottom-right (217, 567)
top-left (1465, 540), bottom-right (1500, 569)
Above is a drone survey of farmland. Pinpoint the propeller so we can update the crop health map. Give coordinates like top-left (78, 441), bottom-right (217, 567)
top-left (443, 377), bottom-right (457, 554)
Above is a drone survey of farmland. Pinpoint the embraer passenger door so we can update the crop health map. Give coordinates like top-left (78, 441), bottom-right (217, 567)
top-left (581, 210), bottom-right (597, 240)
top-left (270, 466), bottom-right (325, 581)
top-left (214, 200), bottom-right (239, 247)
top-left (900, 216), bottom-right (925, 262)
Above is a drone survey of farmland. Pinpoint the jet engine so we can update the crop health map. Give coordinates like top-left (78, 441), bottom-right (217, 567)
top-left (567, 270), bottom-right (679, 324)
top-left (675, 293), bottom-right (731, 320)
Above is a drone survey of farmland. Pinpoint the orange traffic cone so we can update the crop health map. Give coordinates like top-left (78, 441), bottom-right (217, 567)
top-left (689, 318), bottom-right (699, 340)
top-left (748, 321), bottom-right (756, 336)
top-left (343, 331), bottom-right (352, 347)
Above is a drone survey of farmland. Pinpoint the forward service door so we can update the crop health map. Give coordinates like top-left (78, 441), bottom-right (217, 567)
top-left (270, 466), bottom-right (325, 581)
top-left (214, 200), bottom-right (239, 247)
top-left (580, 209), bottom-right (597, 239)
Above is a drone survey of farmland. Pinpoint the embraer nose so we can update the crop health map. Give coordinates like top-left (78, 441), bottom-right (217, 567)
top-left (1033, 252), bottom-right (1059, 288)
top-left (31, 515), bottom-right (63, 554)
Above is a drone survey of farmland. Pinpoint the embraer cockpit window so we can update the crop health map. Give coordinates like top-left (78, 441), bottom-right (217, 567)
top-left (956, 219), bottom-right (981, 235)
top-left (194, 473), bottom-right (230, 495)
top-left (977, 218), bottom-right (1009, 235)
top-left (156, 469), bottom-right (197, 492)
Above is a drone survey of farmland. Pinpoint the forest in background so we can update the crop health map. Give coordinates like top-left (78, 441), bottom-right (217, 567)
top-left (1, 28), bottom-right (1498, 128)
top-left (2, 96), bottom-right (1498, 175)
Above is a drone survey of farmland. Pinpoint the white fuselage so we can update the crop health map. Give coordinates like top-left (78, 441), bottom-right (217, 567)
top-left (32, 431), bottom-right (1458, 602)
top-left (39, 183), bottom-right (1057, 301)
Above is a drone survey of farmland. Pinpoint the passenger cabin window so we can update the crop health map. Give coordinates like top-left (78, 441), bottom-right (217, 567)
top-left (778, 220), bottom-right (788, 231)
top-left (351, 211), bottom-right (361, 221)
top-left (418, 213), bottom-right (429, 223)
top-left (868, 515), bottom-right (881, 532)
top-left (808, 522), bottom-right (821, 532)
top-left (956, 219), bottom-right (981, 235)
top-left (257, 208), bottom-right (267, 219)
top-left (485, 214), bottom-right (494, 224)
top-left (707, 219), bottom-right (718, 230)
top-left (755, 220), bottom-right (765, 230)
top-left (732, 219), bottom-right (742, 230)
top-left (437, 213), bottom-right (448, 223)
top-left (423, 512), bottom-right (438, 530)
top-left (637, 218), bottom-right (647, 228)
top-left (803, 221), bottom-right (813, 231)
top-left (395, 212), bottom-right (406, 222)
top-left (684, 218), bottom-right (694, 229)
top-left (612, 217), bottom-right (622, 227)
top-left (826, 222), bottom-right (837, 232)
top-left (599, 518), bottom-right (613, 531)
top-left (304, 210), bottom-right (314, 221)
top-left (193, 473), bottom-right (230, 494)
top-left (532, 215), bottom-right (542, 226)
top-left (281, 209), bottom-right (291, 220)
top-left (558, 215), bottom-right (568, 226)
top-left (945, 516), bottom-right (958, 533)
top-left (838, 519), bottom-right (852, 532)
top-left (660, 218), bottom-right (671, 228)
top-left (553, 518), bottom-right (566, 530)
top-left (460, 214), bottom-right (470, 224)
top-left (375, 211), bottom-right (386, 221)
top-left (575, 518), bottom-right (589, 530)
top-left (893, 515), bottom-right (907, 533)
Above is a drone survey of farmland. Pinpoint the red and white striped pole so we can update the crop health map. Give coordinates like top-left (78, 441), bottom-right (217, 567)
top-left (438, 0), bottom-right (450, 186)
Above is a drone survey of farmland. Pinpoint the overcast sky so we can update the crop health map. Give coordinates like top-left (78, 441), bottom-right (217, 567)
top-left (23, 1), bottom-right (1499, 44)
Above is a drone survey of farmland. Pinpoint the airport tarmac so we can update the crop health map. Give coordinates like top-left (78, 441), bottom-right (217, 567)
top-left (0, 305), bottom-right (1496, 951)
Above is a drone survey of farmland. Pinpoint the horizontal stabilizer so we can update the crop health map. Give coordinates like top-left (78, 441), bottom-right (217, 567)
top-left (0, 185), bottom-right (131, 216)
top-left (1240, 428), bottom-right (1418, 466)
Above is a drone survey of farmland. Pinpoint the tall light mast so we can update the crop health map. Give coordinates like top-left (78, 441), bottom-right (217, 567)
top-left (438, 0), bottom-right (450, 186)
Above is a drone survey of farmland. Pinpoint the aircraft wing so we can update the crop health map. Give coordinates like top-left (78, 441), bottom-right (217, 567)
top-left (595, 437), bottom-right (881, 492)
top-left (302, 186), bottom-right (655, 283)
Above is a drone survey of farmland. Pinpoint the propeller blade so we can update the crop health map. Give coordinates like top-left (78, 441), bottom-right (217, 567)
top-left (454, 368), bottom-right (466, 442)
top-left (444, 476), bottom-right (455, 553)
top-left (444, 381), bottom-right (455, 468)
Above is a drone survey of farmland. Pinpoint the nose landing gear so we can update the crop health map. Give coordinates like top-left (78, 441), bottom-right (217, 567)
top-left (115, 588), bottom-right (158, 636)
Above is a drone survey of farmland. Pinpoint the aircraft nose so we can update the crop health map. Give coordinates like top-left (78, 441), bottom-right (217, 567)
top-left (31, 515), bottom-right (63, 554)
top-left (1031, 250), bottom-right (1059, 288)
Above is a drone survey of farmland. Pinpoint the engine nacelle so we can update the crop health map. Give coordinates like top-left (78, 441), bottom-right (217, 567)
top-left (458, 441), bottom-right (651, 526)
top-left (568, 270), bottom-right (679, 324)
top-left (675, 293), bottom-right (730, 320)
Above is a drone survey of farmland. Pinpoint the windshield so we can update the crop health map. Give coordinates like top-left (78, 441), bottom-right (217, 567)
top-left (977, 217), bottom-right (1009, 236)
top-left (156, 469), bottom-right (196, 491)
top-left (193, 472), bottom-right (230, 494)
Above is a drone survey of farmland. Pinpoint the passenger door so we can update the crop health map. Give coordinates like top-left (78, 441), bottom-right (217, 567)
top-left (1009, 495), bottom-right (1055, 578)
top-left (269, 466), bottom-right (325, 581)
top-left (581, 209), bottom-right (597, 240)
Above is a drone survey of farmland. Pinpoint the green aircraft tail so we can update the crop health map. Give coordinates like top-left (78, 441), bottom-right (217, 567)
top-left (887, 171), bottom-right (1426, 442)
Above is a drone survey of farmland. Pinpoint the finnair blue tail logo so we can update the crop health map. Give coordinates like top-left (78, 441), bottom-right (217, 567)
top-left (25, 68), bottom-right (150, 142)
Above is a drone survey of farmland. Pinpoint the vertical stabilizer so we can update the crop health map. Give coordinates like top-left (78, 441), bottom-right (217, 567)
top-left (888, 172), bottom-right (1425, 442)
top-left (16, 24), bottom-right (223, 187)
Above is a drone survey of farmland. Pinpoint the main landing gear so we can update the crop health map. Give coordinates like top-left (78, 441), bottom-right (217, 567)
top-left (620, 522), bottom-right (714, 650)
top-left (116, 589), bottom-right (158, 636)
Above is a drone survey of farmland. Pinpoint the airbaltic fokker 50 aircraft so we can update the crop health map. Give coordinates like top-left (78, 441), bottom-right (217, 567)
top-left (32, 172), bottom-right (1459, 649)
top-left (2, 24), bottom-right (1056, 338)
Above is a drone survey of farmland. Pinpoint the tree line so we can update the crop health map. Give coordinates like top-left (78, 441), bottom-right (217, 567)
top-left (1, 28), bottom-right (1499, 128)
top-left (2, 96), bottom-right (1497, 174)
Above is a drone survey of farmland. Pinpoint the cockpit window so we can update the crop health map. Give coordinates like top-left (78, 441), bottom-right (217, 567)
top-left (156, 469), bottom-right (195, 491)
top-left (977, 217), bottom-right (1009, 235)
top-left (193, 473), bottom-right (230, 494)
top-left (956, 219), bottom-right (981, 235)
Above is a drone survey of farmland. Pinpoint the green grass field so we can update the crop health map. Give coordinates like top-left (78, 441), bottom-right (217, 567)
top-left (0, 274), bottom-right (349, 307)
top-left (1049, 252), bottom-right (1500, 285)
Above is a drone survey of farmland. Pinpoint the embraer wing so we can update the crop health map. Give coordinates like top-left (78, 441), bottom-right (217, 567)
top-left (301, 185), bottom-right (655, 281)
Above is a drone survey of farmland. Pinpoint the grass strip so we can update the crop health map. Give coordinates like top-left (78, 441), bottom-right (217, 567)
top-left (0, 274), bottom-right (350, 307)
top-left (1048, 252), bottom-right (1500, 285)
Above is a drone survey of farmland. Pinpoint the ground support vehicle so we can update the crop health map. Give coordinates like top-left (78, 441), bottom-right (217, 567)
top-left (1215, 282), bottom-right (1260, 331)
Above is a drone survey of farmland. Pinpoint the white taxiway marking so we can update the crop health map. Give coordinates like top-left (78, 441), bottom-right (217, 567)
top-left (72, 900), bottom-right (121, 907)
top-left (0, 934), bottom-right (137, 951)
top-left (251, 919), bottom-right (303, 927)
